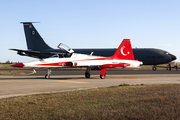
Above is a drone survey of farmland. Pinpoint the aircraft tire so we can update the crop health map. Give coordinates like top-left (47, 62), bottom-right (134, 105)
top-left (169, 67), bottom-right (171, 71)
top-left (100, 75), bottom-right (105, 79)
top-left (85, 73), bottom-right (90, 78)
top-left (152, 67), bottom-right (156, 71)
top-left (45, 74), bottom-right (50, 79)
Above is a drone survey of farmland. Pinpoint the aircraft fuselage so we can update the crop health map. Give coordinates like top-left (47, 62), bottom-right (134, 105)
top-left (33, 48), bottom-right (175, 65)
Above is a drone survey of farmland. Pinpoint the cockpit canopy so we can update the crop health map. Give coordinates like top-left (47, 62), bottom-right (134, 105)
top-left (57, 43), bottom-right (74, 53)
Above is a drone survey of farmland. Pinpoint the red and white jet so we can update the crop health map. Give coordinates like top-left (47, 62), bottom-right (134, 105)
top-left (12, 39), bottom-right (143, 79)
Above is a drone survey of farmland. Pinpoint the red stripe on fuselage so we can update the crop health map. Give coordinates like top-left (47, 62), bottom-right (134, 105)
top-left (100, 63), bottom-right (130, 68)
top-left (36, 62), bottom-right (73, 67)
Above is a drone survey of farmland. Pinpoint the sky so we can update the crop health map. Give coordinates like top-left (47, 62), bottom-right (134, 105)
top-left (0, 0), bottom-right (180, 62)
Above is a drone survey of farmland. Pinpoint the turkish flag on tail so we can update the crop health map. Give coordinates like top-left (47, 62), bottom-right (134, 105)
top-left (111, 39), bottom-right (135, 60)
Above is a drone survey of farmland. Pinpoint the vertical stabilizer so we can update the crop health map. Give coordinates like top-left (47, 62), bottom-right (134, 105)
top-left (21, 22), bottom-right (52, 51)
top-left (112, 39), bottom-right (135, 60)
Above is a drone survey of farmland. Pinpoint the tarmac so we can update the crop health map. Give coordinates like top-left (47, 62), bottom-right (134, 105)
top-left (0, 68), bottom-right (180, 99)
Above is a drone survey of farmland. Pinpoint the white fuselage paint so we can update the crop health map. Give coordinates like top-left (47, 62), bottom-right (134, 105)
top-left (23, 53), bottom-right (142, 68)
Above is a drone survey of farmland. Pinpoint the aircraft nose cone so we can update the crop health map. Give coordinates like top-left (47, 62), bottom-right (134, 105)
top-left (11, 63), bottom-right (25, 68)
top-left (170, 54), bottom-right (177, 61)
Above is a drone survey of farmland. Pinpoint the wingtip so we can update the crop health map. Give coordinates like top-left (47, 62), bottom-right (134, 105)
top-left (11, 63), bottom-right (25, 68)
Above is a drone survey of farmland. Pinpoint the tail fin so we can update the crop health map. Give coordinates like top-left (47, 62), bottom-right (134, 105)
top-left (112, 39), bottom-right (134, 60)
top-left (21, 22), bottom-right (52, 51)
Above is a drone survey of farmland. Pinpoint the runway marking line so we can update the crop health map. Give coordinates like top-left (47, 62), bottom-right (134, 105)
top-left (55, 80), bottom-right (88, 83)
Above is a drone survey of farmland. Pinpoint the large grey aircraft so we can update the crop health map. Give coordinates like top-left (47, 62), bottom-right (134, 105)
top-left (10, 22), bottom-right (177, 71)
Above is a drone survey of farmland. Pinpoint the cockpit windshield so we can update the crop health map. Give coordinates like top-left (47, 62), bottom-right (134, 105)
top-left (166, 52), bottom-right (170, 55)
top-left (57, 43), bottom-right (74, 53)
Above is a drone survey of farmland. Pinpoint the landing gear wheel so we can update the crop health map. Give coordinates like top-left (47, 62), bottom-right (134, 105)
top-left (85, 73), bottom-right (90, 78)
top-left (175, 64), bottom-right (178, 71)
top-left (45, 74), bottom-right (50, 79)
top-left (100, 75), bottom-right (105, 79)
top-left (152, 66), bottom-right (156, 71)
top-left (85, 67), bottom-right (91, 78)
top-left (169, 67), bottom-right (171, 71)
top-left (45, 69), bottom-right (52, 79)
top-left (167, 64), bottom-right (171, 71)
top-left (168, 65), bottom-right (171, 71)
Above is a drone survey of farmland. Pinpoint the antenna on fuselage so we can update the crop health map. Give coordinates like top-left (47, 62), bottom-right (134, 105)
top-left (90, 52), bottom-right (94, 55)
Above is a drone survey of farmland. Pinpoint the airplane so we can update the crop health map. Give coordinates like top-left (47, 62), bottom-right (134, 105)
top-left (11, 39), bottom-right (143, 79)
top-left (10, 22), bottom-right (177, 71)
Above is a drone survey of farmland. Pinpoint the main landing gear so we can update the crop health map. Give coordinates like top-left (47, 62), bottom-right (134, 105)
top-left (175, 63), bottom-right (178, 71)
top-left (43, 67), bottom-right (108, 79)
top-left (100, 75), bottom-right (105, 79)
top-left (100, 68), bottom-right (106, 79)
top-left (85, 67), bottom-right (107, 79)
top-left (166, 64), bottom-right (171, 71)
top-left (85, 67), bottom-right (91, 78)
top-left (45, 69), bottom-right (52, 79)
top-left (152, 66), bottom-right (157, 71)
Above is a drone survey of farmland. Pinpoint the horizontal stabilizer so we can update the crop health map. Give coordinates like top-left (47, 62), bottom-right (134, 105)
top-left (20, 22), bottom-right (40, 24)
top-left (10, 49), bottom-right (65, 55)
top-left (10, 49), bottom-right (40, 53)
top-left (10, 49), bottom-right (64, 59)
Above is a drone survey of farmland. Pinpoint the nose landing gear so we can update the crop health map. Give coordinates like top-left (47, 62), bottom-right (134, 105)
top-left (45, 69), bottom-right (52, 79)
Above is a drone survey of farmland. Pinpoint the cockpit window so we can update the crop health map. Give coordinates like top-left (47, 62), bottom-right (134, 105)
top-left (59, 53), bottom-right (72, 58)
top-left (49, 53), bottom-right (72, 58)
top-left (50, 54), bottom-right (59, 58)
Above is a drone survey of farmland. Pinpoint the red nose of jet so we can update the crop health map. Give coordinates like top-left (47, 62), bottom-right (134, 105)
top-left (11, 63), bottom-right (25, 68)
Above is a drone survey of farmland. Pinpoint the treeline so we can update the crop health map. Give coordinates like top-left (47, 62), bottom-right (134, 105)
top-left (0, 60), bottom-right (19, 64)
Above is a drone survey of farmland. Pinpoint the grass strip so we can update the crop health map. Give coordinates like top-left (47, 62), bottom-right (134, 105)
top-left (0, 71), bottom-right (25, 75)
top-left (0, 84), bottom-right (180, 119)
